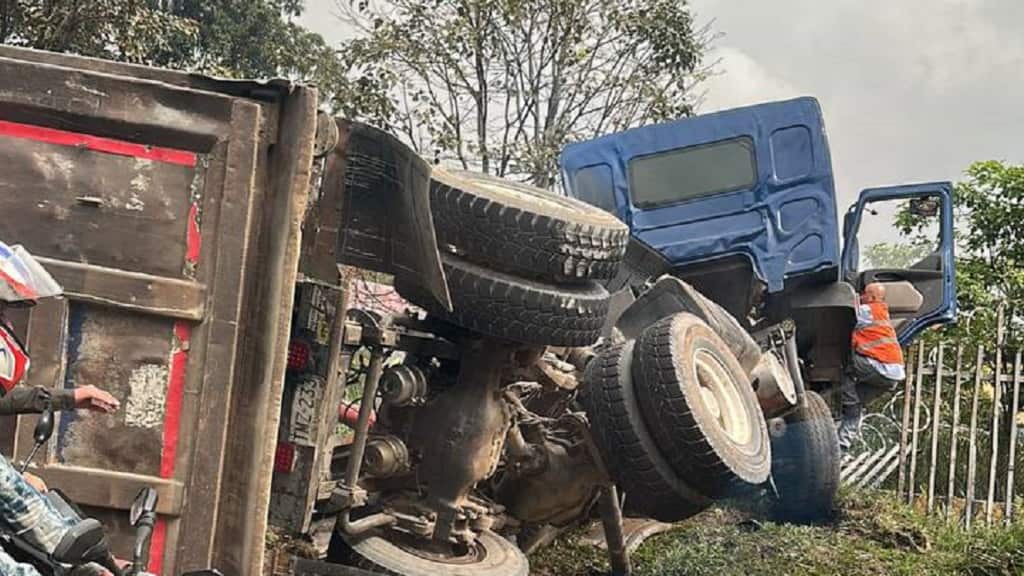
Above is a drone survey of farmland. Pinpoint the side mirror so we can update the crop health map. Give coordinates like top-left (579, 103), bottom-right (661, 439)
top-left (34, 403), bottom-right (55, 445)
top-left (130, 487), bottom-right (158, 527)
top-left (20, 402), bottom-right (55, 474)
top-left (909, 197), bottom-right (940, 218)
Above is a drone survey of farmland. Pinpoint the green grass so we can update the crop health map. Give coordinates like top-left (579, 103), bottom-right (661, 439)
top-left (530, 491), bottom-right (1024, 576)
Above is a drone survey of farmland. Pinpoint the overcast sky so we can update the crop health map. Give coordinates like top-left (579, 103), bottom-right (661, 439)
top-left (301, 0), bottom-right (1024, 212)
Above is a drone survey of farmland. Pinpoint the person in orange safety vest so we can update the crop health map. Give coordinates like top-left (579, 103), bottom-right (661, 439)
top-left (838, 282), bottom-right (906, 450)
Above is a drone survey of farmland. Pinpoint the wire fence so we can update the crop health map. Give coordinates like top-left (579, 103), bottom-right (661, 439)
top-left (842, 307), bottom-right (1024, 528)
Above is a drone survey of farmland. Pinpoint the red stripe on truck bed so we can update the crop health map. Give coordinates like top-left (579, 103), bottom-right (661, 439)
top-left (0, 119), bottom-right (197, 166)
top-left (149, 319), bottom-right (193, 575)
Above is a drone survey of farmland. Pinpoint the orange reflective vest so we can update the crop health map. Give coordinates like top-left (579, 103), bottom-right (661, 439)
top-left (852, 302), bottom-right (904, 365)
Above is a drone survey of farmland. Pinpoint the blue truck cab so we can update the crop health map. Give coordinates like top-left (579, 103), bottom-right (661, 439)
top-left (561, 97), bottom-right (956, 387)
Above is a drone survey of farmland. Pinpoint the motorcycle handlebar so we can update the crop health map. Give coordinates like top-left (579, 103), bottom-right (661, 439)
top-left (129, 513), bottom-right (156, 576)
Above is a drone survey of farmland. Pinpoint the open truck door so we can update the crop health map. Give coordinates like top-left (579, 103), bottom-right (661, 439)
top-left (841, 181), bottom-right (957, 344)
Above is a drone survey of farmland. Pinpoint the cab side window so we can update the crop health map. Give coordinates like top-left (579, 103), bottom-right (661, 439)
top-left (572, 164), bottom-right (617, 214)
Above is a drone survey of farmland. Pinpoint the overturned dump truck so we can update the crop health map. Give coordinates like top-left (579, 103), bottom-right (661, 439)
top-left (270, 101), bottom-right (959, 574)
top-left (0, 45), bottom-right (955, 576)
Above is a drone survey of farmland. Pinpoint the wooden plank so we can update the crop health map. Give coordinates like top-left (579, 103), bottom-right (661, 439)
top-left (928, 344), bottom-right (945, 512)
top-left (898, 345), bottom-right (917, 495)
top-left (908, 342), bottom-right (926, 504)
top-left (36, 257), bottom-right (206, 321)
top-left (1005, 350), bottom-right (1022, 525)
top-left (966, 345), bottom-right (985, 529)
top-left (986, 308), bottom-right (1006, 525)
top-left (876, 452), bottom-right (904, 491)
top-left (29, 465), bottom-right (183, 516)
top-left (841, 451), bottom-right (874, 483)
top-left (946, 343), bottom-right (965, 521)
top-left (845, 447), bottom-right (886, 486)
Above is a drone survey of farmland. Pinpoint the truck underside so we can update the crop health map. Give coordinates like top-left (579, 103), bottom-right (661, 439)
top-left (265, 123), bottom-right (841, 575)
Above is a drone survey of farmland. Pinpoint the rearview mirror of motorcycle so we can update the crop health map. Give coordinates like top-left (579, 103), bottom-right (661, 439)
top-left (130, 487), bottom-right (158, 527)
top-left (34, 402), bottom-right (55, 444)
top-left (20, 401), bottom-right (55, 473)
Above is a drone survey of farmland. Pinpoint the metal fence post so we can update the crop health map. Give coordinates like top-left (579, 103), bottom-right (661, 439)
top-left (946, 343), bottom-right (964, 521)
top-left (927, 344), bottom-right (945, 512)
top-left (898, 345), bottom-right (917, 495)
top-left (1005, 350), bottom-right (1021, 525)
top-left (986, 307), bottom-right (1006, 525)
top-left (908, 342), bottom-right (927, 505)
top-left (966, 345), bottom-right (985, 529)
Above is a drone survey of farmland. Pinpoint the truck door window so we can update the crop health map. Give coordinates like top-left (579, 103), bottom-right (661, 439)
top-left (628, 136), bottom-right (757, 208)
top-left (571, 164), bottom-right (617, 213)
top-left (856, 198), bottom-right (941, 272)
top-left (853, 196), bottom-right (945, 333)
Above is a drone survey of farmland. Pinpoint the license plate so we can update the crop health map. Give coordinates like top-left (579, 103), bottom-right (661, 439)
top-left (290, 377), bottom-right (323, 446)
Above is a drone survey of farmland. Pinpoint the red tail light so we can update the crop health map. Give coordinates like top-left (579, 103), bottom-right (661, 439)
top-left (287, 340), bottom-right (310, 372)
top-left (274, 442), bottom-right (296, 473)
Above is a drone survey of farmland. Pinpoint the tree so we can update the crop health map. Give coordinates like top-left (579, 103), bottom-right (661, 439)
top-left (952, 161), bottom-right (1024, 346)
top-left (863, 241), bottom-right (935, 269)
top-left (333, 0), bottom-right (714, 186)
top-left (0, 0), bottom-right (197, 62)
top-left (881, 161), bottom-right (1024, 346)
top-left (0, 1), bottom-right (345, 95)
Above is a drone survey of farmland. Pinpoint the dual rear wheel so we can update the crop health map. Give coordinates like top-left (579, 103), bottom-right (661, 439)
top-left (581, 311), bottom-right (840, 523)
top-left (580, 312), bottom-right (772, 520)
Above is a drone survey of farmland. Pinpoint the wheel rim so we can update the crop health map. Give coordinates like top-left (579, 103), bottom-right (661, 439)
top-left (694, 347), bottom-right (752, 445)
top-left (392, 536), bottom-right (488, 566)
top-left (344, 529), bottom-right (528, 576)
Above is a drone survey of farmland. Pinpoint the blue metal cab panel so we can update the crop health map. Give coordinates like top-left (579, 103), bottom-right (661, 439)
top-left (560, 97), bottom-right (839, 293)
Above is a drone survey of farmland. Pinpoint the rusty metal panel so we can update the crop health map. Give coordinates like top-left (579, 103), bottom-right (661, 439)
top-left (55, 304), bottom-right (173, 475)
top-left (0, 45), bottom-right (315, 576)
top-left (0, 138), bottom-right (202, 276)
top-left (206, 85), bottom-right (319, 576)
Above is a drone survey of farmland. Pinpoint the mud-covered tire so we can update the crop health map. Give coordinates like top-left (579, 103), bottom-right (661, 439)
top-left (343, 530), bottom-right (528, 576)
top-left (633, 313), bottom-right (771, 498)
top-left (396, 253), bottom-right (609, 347)
top-left (770, 390), bottom-right (840, 523)
top-left (430, 168), bottom-right (629, 284)
top-left (578, 341), bottom-right (710, 522)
